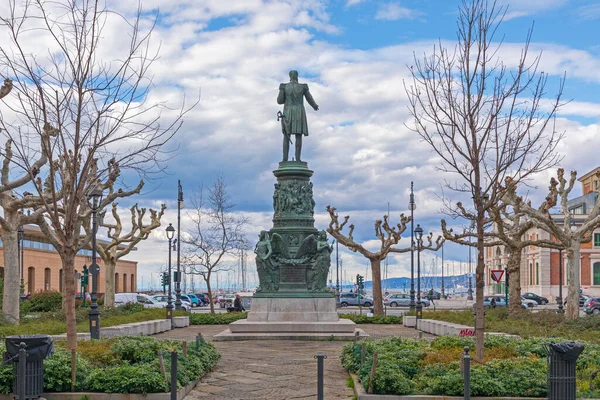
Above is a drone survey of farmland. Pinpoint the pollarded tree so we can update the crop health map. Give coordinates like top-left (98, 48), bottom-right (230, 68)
top-left (502, 169), bottom-right (600, 319)
top-left (405, 0), bottom-right (565, 360)
top-left (0, 1), bottom-right (188, 348)
top-left (0, 82), bottom-right (58, 323)
top-left (97, 202), bottom-right (166, 308)
top-left (326, 205), bottom-right (443, 315)
top-left (442, 202), bottom-right (563, 314)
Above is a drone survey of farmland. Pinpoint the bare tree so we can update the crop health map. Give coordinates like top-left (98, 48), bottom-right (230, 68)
top-left (405, 0), bottom-right (564, 360)
top-left (0, 0), bottom-right (188, 348)
top-left (97, 202), bottom-right (166, 308)
top-left (502, 169), bottom-right (600, 319)
top-left (183, 178), bottom-right (248, 314)
top-left (326, 206), bottom-right (442, 315)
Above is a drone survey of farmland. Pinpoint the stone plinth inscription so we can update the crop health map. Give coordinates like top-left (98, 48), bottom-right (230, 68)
top-left (280, 266), bottom-right (306, 283)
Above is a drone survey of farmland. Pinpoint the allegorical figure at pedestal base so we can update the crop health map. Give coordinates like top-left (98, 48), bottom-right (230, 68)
top-left (277, 70), bottom-right (319, 162)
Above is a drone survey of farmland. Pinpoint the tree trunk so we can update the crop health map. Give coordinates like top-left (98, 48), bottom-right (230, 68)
top-left (60, 249), bottom-right (78, 349)
top-left (2, 230), bottom-right (20, 324)
top-left (507, 248), bottom-right (523, 315)
top-left (206, 277), bottom-right (215, 314)
top-left (370, 258), bottom-right (384, 315)
top-left (104, 259), bottom-right (116, 308)
top-left (474, 211), bottom-right (486, 362)
top-left (566, 242), bottom-right (580, 320)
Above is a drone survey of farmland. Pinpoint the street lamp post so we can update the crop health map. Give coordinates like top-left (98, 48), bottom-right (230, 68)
top-left (175, 181), bottom-right (183, 310)
top-left (558, 248), bottom-right (564, 313)
top-left (408, 182), bottom-right (416, 311)
top-left (87, 188), bottom-right (103, 340)
top-left (335, 239), bottom-right (340, 306)
top-left (467, 222), bottom-right (474, 301)
top-left (18, 226), bottom-right (25, 300)
top-left (415, 224), bottom-right (424, 322)
top-left (166, 223), bottom-right (175, 323)
top-left (441, 243), bottom-right (445, 297)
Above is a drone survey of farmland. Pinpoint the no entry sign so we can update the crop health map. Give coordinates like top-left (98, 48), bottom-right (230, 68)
top-left (491, 270), bottom-right (505, 283)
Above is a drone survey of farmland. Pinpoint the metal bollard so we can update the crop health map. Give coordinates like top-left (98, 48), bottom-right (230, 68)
top-left (315, 353), bottom-right (327, 400)
top-left (170, 351), bottom-right (178, 400)
top-left (18, 343), bottom-right (26, 400)
top-left (463, 347), bottom-right (471, 400)
top-left (419, 329), bottom-right (423, 339)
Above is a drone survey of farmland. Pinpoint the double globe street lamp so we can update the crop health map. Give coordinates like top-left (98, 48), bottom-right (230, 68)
top-left (88, 187), bottom-right (103, 339)
top-left (414, 224), bottom-right (424, 321)
top-left (166, 223), bottom-right (175, 324)
top-left (408, 182), bottom-right (416, 312)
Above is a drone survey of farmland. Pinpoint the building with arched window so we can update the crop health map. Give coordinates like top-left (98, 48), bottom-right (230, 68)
top-left (0, 225), bottom-right (137, 295)
top-left (485, 167), bottom-right (600, 298)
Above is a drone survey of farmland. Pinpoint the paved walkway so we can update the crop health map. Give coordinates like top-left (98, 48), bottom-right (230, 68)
top-left (154, 324), bottom-right (432, 400)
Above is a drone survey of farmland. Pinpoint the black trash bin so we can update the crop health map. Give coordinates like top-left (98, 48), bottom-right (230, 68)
top-left (5, 335), bottom-right (54, 399)
top-left (546, 342), bottom-right (585, 400)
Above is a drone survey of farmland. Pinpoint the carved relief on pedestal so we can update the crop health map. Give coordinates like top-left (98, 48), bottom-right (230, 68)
top-left (273, 180), bottom-right (315, 216)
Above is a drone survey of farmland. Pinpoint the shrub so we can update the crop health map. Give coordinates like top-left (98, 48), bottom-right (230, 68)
top-left (44, 347), bottom-right (92, 392)
top-left (85, 362), bottom-right (168, 393)
top-left (339, 314), bottom-right (403, 324)
top-left (189, 311), bottom-right (247, 325)
top-left (21, 291), bottom-right (63, 313)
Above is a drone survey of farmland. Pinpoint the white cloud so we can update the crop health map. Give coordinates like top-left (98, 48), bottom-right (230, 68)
top-left (375, 2), bottom-right (421, 21)
top-left (496, 0), bottom-right (568, 20)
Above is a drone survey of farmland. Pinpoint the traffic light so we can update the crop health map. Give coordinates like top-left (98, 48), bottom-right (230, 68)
top-left (356, 274), bottom-right (364, 290)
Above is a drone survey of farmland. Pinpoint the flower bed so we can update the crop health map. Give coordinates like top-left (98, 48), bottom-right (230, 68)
top-left (189, 311), bottom-right (248, 325)
top-left (0, 336), bottom-right (219, 393)
top-left (342, 335), bottom-right (600, 398)
top-left (338, 314), bottom-right (403, 324)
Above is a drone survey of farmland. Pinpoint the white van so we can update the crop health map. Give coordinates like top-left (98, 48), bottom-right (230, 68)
top-left (115, 292), bottom-right (166, 309)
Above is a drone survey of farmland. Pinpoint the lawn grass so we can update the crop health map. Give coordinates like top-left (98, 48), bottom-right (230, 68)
top-left (0, 308), bottom-right (188, 337)
top-left (423, 308), bottom-right (600, 344)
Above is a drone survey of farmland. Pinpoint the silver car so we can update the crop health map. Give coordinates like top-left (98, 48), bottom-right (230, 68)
top-left (339, 293), bottom-right (373, 307)
top-left (385, 293), bottom-right (430, 307)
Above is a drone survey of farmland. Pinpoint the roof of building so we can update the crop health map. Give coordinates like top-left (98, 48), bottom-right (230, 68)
top-left (577, 167), bottom-right (600, 182)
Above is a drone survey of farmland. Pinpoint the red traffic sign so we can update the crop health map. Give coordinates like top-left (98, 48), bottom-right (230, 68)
top-left (491, 270), bottom-right (505, 283)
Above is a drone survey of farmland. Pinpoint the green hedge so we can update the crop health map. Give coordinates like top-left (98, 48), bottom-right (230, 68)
top-left (0, 305), bottom-right (188, 336)
top-left (423, 308), bottom-right (600, 344)
top-left (339, 314), bottom-right (403, 324)
top-left (342, 335), bottom-right (600, 397)
top-left (189, 312), bottom-right (247, 325)
top-left (0, 336), bottom-right (219, 393)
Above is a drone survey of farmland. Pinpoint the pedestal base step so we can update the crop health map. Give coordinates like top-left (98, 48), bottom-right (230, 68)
top-left (213, 328), bottom-right (368, 341)
top-left (229, 319), bottom-right (356, 333)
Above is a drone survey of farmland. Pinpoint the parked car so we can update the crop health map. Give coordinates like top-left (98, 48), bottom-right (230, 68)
top-left (339, 292), bottom-right (373, 307)
top-left (521, 296), bottom-right (538, 308)
top-left (421, 290), bottom-right (441, 300)
top-left (563, 295), bottom-right (590, 307)
top-left (218, 294), bottom-right (236, 309)
top-left (115, 292), bottom-right (138, 306)
top-left (521, 292), bottom-right (549, 305)
top-left (194, 293), bottom-right (211, 306)
top-left (152, 294), bottom-right (192, 311)
top-left (182, 294), bottom-right (200, 307)
top-left (384, 293), bottom-right (430, 307)
top-left (135, 294), bottom-right (167, 309)
top-left (479, 295), bottom-right (507, 308)
top-left (583, 297), bottom-right (600, 315)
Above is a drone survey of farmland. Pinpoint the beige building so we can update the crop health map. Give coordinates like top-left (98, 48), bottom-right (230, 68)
top-left (485, 168), bottom-right (600, 298)
top-left (0, 225), bottom-right (137, 295)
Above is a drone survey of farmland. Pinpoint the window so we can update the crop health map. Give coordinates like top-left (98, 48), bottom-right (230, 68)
top-left (570, 205), bottom-right (585, 215)
top-left (529, 263), bottom-right (533, 285)
top-left (123, 273), bottom-right (128, 292)
top-left (115, 273), bottom-right (120, 293)
top-left (594, 233), bottom-right (600, 247)
top-left (535, 262), bottom-right (539, 285)
top-left (59, 269), bottom-right (63, 292)
top-left (131, 274), bottom-right (135, 292)
top-left (27, 267), bottom-right (35, 294)
top-left (44, 268), bottom-right (51, 291)
top-left (594, 262), bottom-right (600, 286)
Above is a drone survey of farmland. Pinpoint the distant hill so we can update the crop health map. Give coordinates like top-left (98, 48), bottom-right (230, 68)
top-left (339, 274), bottom-right (471, 293)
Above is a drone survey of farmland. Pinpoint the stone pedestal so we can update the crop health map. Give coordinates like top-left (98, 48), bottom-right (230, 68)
top-left (215, 160), bottom-right (366, 340)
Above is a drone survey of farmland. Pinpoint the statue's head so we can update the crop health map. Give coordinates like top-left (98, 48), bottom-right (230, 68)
top-left (259, 230), bottom-right (268, 239)
top-left (289, 70), bottom-right (299, 82)
top-left (318, 230), bottom-right (327, 240)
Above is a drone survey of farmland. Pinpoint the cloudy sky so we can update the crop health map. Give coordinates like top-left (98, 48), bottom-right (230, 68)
top-left (7, 0), bottom-right (600, 291)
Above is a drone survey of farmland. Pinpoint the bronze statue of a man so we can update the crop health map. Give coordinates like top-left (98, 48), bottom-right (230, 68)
top-left (277, 70), bottom-right (319, 162)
